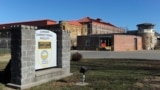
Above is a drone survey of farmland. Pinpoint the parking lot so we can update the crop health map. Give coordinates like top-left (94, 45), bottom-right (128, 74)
top-left (72, 50), bottom-right (160, 60)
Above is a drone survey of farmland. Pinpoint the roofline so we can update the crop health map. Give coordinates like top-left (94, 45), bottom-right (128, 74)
top-left (0, 19), bottom-right (57, 25)
top-left (91, 20), bottom-right (117, 27)
top-left (79, 17), bottom-right (119, 28)
top-left (79, 33), bottom-right (140, 37)
top-left (137, 23), bottom-right (155, 26)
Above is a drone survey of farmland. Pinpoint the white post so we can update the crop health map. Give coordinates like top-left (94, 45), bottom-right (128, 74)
top-left (82, 74), bottom-right (85, 84)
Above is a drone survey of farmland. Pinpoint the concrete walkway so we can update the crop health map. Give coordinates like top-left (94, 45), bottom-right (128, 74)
top-left (72, 50), bottom-right (160, 60)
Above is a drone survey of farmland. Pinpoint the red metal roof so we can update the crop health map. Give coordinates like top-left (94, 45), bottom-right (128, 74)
top-left (0, 19), bottom-right (57, 29)
top-left (78, 17), bottom-right (117, 27)
top-left (78, 17), bottom-right (91, 22)
top-left (68, 20), bottom-right (82, 26)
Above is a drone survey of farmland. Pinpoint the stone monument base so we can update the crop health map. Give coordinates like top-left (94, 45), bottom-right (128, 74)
top-left (75, 82), bottom-right (89, 86)
top-left (7, 68), bottom-right (72, 89)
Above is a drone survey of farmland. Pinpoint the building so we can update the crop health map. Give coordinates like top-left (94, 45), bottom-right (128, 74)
top-left (58, 21), bottom-right (87, 47)
top-left (155, 32), bottom-right (160, 49)
top-left (3, 18), bottom-right (158, 51)
top-left (128, 23), bottom-right (158, 50)
top-left (137, 23), bottom-right (157, 50)
top-left (38, 20), bottom-right (87, 48)
top-left (78, 17), bottom-right (125, 35)
top-left (77, 34), bottom-right (142, 51)
top-left (0, 19), bottom-right (57, 29)
top-left (0, 19), bottom-right (57, 48)
top-left (0, 17), bottom-right (124, 48)
top-left (0, 19), bottom-right (87, 48)
top-left (56, 17), bottom-right (125, 47)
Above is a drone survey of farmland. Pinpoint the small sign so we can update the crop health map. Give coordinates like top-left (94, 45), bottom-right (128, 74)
top-left (35, 29), bottom-right (57, 70)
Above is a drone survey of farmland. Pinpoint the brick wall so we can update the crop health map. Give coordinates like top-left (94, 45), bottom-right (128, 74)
top-left (59, 21), bottom-right (84, 47)
top-left (114, 35), bottom-right (142, 51)
top-left (77, 36), bottom-right (100, 50)
top-left (91, 22), bottom-right (124, 34)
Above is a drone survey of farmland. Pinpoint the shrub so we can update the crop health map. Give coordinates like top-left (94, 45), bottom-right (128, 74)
top-left (71, 46), bottom-right (77, 50)
top-left (71, 52), bottom-right (82, 61)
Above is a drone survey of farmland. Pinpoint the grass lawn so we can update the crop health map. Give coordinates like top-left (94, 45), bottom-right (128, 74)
top-left (1, 59), bottom-right (160, 90)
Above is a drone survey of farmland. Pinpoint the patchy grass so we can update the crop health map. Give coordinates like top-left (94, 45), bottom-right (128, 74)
top-left (0, 61), bottom-right (8, 90)
top-left (28, 59), bottom-right (160, 90)
top-left (1, 59), bottom-right (160, 90)
top-left (0, 84), bottom-right (4, 90)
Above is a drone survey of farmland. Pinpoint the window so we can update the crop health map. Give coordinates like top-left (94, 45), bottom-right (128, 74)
top-left (63, 26), bottom-right (65, 30)
top-left (85, 39), bottom-right (90, 46)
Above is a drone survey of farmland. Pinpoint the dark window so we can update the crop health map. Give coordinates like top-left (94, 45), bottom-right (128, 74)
top-left (63, 26), bottom-right (65, 30)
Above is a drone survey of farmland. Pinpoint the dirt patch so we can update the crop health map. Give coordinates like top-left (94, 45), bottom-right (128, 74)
top-left (3, 87), bottom-right (17, 90)
top-left (135, 82), bottom-right (144, 88)
top-left (135, 76), bottom-right (160, 89)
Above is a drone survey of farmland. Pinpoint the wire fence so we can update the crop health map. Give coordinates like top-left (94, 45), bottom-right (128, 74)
top-left (0, 37), bottom-right (11, 55)
top-left (0, 48), bottom-right (11, 55)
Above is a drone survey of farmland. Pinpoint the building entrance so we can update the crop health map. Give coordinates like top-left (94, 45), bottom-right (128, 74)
top-left (99, 37), bottom-right (112, 50)
top-left (134, 38), bottom-right (138, 50)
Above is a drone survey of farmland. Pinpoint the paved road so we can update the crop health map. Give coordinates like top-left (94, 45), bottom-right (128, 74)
top-left (71, 50), bottom-right (160, 60)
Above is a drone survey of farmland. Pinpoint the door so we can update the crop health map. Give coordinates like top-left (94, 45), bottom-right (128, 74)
top-left (134, 38), bottom-right (138, 50)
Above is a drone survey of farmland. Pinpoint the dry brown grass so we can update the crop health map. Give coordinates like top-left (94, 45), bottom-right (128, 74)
top-left (0, 54), bottom-right (11, 62)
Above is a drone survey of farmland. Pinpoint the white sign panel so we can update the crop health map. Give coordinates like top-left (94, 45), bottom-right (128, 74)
top-left (35, 29), bottom-right (57, 70)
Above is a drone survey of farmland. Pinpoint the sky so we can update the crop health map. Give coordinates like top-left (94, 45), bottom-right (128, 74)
top-left (0, 0), bottom-right (160, 33)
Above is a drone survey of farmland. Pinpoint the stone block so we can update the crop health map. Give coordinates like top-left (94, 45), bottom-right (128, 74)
top-left (23, 45), bottom-right (32, 51)
top-left (21, 62), bottom-right (27, 67)
top-left (21, 40), bottom-right (27, 46)
top-left (27, 51), bottom-right (34, 56)
top-left (26, 40), bottom-right (32, 45)
top-left (22, 56), bottom-right (29, 61)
